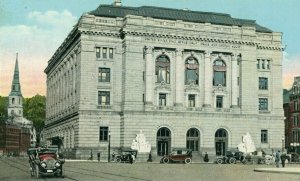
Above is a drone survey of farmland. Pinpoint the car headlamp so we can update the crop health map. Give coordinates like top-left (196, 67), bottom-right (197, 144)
top-left (41, 162), bottom-right (47, 168)
top-left (55, 162), bottom-right (61, 167)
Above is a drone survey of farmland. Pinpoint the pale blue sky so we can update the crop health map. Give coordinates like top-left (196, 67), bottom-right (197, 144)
top-left (0, 0), bottom-right (299, 96)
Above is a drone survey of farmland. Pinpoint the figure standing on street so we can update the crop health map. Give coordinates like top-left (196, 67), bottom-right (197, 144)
top-left (90, 150), bottom-right (93, 160)
top-left (275, 150), bottom-right (280, 168)
top-left (204, 152), bottom-right (209, 162)
top-left (112, 152), bottom-right (115, 162)
top-left (97, 152), bottom-right (100, 162)
top-left (280, 152), bottom-right (286, 167)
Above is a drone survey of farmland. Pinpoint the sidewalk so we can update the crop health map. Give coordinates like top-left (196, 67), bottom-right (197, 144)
top-left (254, 167), bottom-right (300, 174)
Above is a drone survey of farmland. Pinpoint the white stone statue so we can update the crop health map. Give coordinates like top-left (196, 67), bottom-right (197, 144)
top-left (131, 130), bottom-right (151, 153)
top-left (237, 132), bottom-right (256, 153)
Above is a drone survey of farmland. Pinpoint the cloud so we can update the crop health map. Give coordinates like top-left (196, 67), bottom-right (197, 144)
top-left (282, 52), bottom-right (300, 89)
top-left (0, 10), bottom-right (77, 97)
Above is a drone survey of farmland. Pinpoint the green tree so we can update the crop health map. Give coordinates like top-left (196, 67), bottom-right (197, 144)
top-left (23, 94), bottom-right (46, 144)
top-left (0, 96), bottom-right (8, 123)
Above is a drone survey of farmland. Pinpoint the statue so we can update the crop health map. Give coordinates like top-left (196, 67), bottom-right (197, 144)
top-left (237, 132), bottom-right (256, 153)
top-left (131, 130), bottom-right (151, 153)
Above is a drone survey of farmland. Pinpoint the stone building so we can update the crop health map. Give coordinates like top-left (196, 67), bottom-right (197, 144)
top-left (44, 2), bottom-right (284, 159)
top-left (284, 77), bottom-right (300, 153)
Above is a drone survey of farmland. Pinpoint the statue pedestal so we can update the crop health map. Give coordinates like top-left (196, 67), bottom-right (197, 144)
top-left (136, 153), bottom-right (149, 162)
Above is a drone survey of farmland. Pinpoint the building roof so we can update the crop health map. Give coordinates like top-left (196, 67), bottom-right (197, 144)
top-left (89, 5), bottom-right (272, 33)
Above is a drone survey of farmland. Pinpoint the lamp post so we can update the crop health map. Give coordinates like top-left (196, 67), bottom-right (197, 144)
top-left (108, 131), bottom-right (111, 163)
top-left (282, 136), bottom-right (285, 152)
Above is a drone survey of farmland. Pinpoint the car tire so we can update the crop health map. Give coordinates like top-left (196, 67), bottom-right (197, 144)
top-left (163, 157), bottom-right (169, 164)
top-left (216, 158), bottom-right (223, 164)
top-left (35, 165), bottom-right (40, 179)
top-left (185, 158), bottom-right (192, 164)
top-left (229, 158), bottom-right (236, 164)
top-left (116, 158), bottom-right (121, 163)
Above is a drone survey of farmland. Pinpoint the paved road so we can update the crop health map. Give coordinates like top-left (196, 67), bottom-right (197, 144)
top-left (0, 157), bottom-right (300, 181)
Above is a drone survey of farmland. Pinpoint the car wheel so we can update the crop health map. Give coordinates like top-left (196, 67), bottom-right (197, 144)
top-left (185, 158), bottom-right (192, 164)
top-left (216, 158), bottom-right (223, 164)
top-left (163, 157), bottom-right (169, 164)
top-left (116, 158), bottom-right (121, 163)
top-left (229, 158), bottom-right (236, 164)
top-left (35, 165), bottom-right (40, 179)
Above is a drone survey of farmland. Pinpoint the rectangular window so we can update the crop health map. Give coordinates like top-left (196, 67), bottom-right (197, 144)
top-left (261, 130), bottom-right (268, 143)
top-left (98, 91), bottom-right (110, 105)
top-left (237, 77), bottom-right (240, 86)
top-left (98, 68), bottom-right (110, 82)
top-left (96, 47), bottom-right (101, 58)
top-left (294, 100), bottom-right (299, 111)
top-left (262, 59), bottom-right (265, 69)
top-left (294, 115), bottom-right (299, 126)
top-left (257, 59), bottom-right (260, 69)
top-left (267, 60), bottom-right (270, 69)
top-left (159, 93), bottom-right (166, 106)
top-left (216, 96), bottom-right (223, 108)
top-left (102, 47), bottom-right (107, 59)
top-left (259, 77), bottom-right (268, 90)
top-left (292, 130), bottom-right (299, 142)
top-left (259, 98), bottom-right (268, 111)
top-left (109, 48), bottom-right (113, 59)
top-left (188, 94), bottom-right (196, 107)
top-left (99, 127), bottom-right (108, 141)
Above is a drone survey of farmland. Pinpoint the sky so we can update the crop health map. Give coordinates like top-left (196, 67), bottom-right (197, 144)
top-left (0, 0), bottom-right (300, 97)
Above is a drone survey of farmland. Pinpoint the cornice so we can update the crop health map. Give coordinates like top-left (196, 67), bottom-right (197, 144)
top-left (80, 29), bottom-right (120, 38)
top-left (121, 30), bottom-right (283, 51)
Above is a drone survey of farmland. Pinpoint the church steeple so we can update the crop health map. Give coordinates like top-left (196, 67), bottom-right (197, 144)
top-left (8, 53), bottom-right (23, 118)
top-left (9, 53), bottom-right (22, 96)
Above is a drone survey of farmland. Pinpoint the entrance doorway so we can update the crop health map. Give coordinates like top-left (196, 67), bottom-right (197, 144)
top-left (157, 127), bottom-right (171, 156)
top-left (215, 128), bottom-right (228, 156)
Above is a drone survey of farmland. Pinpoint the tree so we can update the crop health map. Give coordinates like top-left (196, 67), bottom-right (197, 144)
top-left (0, 96), bottom-right (8, 123)
top-left (23, 94), bottom-right (46, 144)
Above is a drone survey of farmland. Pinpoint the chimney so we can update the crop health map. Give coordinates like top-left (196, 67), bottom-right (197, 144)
top-left (113, 0), bottom-right (122, 6)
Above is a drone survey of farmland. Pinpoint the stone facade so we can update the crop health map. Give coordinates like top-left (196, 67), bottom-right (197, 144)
top-left (44, 4), bottom-right (284, 159)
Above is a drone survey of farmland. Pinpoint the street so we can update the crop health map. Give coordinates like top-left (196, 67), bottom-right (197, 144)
top-left (0, 157), bottom-right (300, 181)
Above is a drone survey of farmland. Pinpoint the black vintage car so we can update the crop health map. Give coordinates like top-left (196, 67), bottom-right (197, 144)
top-left (115, 150), bottom-right (137, 163)
top-left (27, 146), bottom-right (65, 178)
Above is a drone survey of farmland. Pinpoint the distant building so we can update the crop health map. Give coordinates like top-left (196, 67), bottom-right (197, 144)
top-left (0, 54), bottom-right (36, 155)
top-left (44, 2), bottom-right (284, 159)
top-left (284, 76), bottom-right (300, 153)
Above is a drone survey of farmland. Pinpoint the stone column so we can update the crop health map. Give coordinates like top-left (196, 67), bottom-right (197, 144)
top-left (231, 53), bottom-right (238, 108)
top-left (175, 48), bottom-right (184, 108)
top-left (203, 51), bottom-right (212, 108)
top-left (145, 46), bottom-right (154, 106)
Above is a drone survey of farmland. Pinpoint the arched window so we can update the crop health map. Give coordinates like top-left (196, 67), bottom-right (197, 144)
top-left (156, 55), bottom-right (170, 84)
top-left (186, 128), bottom-right (200, 151)
top-left (213, 59), bottom-right (226, 86)
top-left (185, 57), bottom-right (199, 85)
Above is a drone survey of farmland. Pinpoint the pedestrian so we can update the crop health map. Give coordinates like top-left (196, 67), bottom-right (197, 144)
top-left (131, 153), bottom-right (135, 163)
top-left (90, 150), bottom-right (93, 160)
top-left (112, 152), bottom-right (115, 161)
top-left (280, 152), bottom-right (286, 167)
top-left (275, 150), bottom-right (280, 168)
top-left (204, 152), bottom-right (209, 162)
top-left (129, 153), bottom-right (133, 164)
top-left (97, 152), bottom-right (100, 162)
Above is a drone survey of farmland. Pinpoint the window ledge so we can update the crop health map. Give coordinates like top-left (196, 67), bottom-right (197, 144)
top-left (259, 110), bottom-right (270, 114)
top-left (97, 105), bottom-right (112, 109)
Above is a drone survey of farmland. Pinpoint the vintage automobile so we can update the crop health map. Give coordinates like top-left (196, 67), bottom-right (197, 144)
top-left (27, 146), bottom-right (65, 178)
top-left (160, 149), bottom-right (192, 164)
top-left (215, 151), bottom-right (244, 164)
top-left (115, 149), bottom-right (137, 163)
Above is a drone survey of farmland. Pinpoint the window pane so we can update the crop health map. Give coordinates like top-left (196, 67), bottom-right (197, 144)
top-left (109, 48), bottom-right (113, 59)
top-left (102, 48), bottom-right (107, 59)
top-left (96, 47), bottom-right (101, 58)
top-left (99, 127), bottom-right (108, 141)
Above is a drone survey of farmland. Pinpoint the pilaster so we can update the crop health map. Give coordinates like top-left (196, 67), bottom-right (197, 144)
top-left (231, 53), bottom-right (239, 108)
top-left (174, 48), bottom-right (184, 109)
top-left (145, 46), bottom-right (154, 108)
top-left (203, 51), bottom-right (212, 109)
